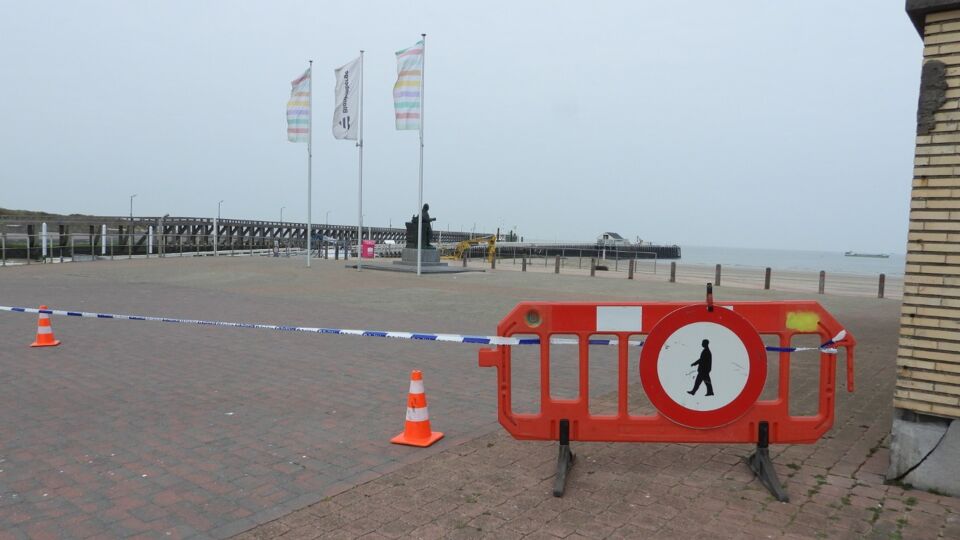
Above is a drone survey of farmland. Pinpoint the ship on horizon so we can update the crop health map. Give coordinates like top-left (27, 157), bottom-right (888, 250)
top-left (844, 251), bottom-right (890, 259)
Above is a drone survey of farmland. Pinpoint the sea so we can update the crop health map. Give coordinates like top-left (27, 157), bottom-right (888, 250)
top-left (678, 245), bottom-right (906, 277)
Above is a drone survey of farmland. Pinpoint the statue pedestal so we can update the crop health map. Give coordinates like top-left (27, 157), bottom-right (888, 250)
top-left (396, 248), bottom-right (446, 267)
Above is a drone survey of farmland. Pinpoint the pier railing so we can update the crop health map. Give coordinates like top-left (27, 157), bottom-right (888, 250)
top-left (0, 234), bottom-right (900, 299)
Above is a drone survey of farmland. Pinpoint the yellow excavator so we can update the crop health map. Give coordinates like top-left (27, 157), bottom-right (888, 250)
top-left (445, 235), bottom-right (497, 262)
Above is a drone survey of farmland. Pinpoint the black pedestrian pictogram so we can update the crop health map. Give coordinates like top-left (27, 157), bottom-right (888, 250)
top-left (688, 339), bottom-right (715, 396)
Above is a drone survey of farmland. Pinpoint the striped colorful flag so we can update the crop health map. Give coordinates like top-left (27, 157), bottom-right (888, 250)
top-left (287, 68), bottom-right (311, 143)
top-left (393, 40), bottom-right (423, 130)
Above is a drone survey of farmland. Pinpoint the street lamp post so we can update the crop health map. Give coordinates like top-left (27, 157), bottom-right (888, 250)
top-left (128, 194), bottom-right (137, 258)
top-left (325, 210), bottom-right (331, 224)
top-left (280, 206), bottom-right (286, 224)
top-left (215, 200), bottom-right (224, 255)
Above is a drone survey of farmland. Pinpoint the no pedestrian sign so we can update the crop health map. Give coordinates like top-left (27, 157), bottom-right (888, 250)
top-left (640, 305), bottom-right (767, 429)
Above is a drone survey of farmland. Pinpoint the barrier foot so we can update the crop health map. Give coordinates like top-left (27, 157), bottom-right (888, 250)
top-left (747, 421), bottom-right (789, 502)
top-left (552, 419), bottom-right (575, 497)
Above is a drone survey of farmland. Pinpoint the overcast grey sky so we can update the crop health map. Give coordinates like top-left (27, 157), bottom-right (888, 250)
top-left (0, 1), bottom-right (921, 252)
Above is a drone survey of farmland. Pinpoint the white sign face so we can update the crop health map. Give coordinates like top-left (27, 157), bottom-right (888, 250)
top-left (596, 306), bottom-right (643, 332)
top-left (655, 321), bottom-right (750, 412)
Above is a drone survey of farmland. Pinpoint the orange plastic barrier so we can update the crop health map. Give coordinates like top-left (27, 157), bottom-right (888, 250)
top-left (478, 292), bottom-right (855, 500)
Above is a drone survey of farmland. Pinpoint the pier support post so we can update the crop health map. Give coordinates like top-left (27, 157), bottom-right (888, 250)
top-left (715, 264), bottom-right (721, 287)
top-left (879, 274), bottom-right (886, 299)
top-left (764, 267), bottom-right (771, 290)
top-left (670, 261), bottom-right (676, 283)
top-left (58, 224), bottom-right (68, 257)
top-left (818, 271), bottom-right (826, 295)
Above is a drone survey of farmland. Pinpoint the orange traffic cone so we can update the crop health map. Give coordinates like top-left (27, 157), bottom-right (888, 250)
top-left (391, 370), bottom-right (443, 447)
top-left (30, 305), bottom-right (61, 347)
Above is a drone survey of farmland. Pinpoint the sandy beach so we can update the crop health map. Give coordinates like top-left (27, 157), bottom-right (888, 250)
top-left (475, 256), bottom-right (903, 299)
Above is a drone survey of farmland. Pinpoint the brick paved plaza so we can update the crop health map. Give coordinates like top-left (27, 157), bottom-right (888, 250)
top-left (0, 256), bottom-right (955, 538)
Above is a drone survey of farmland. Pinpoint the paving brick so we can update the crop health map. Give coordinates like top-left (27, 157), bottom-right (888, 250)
top-left (0, 257), bottom-right (955, 539)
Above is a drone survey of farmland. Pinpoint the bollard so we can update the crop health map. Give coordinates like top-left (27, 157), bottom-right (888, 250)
top-left (590, 258), bottom-right (596, 277)
top-left (70, 236), bottom-right (75, 262)
top-left (1, 232), bottom-right (5, 266)
top-left (335, 244), bottom-right (340, 260)
top-left (463, 255), bottom-right (468, 268)
top-left (26, 235), bottom-right (30, 265)
top-left (628, 259), bottom-right (635, 280)
top-left (715, 264), bottom-right (721, 287)
top-left (764, 267), bottom-right (771, 290)
top-left (670, 261), bottom-right (676, 283)
top-left (878, 273), bottom-right (886, 299)
top-left (818, 271), bottom-right (826, 295)
top-left (522, 257), bottom-right (527, 272)
top-left (491, 253), bottom-right (496, 269)
top-left (555, 256), bottom-right (560, 274)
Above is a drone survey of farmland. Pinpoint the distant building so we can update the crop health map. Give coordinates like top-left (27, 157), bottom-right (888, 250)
top-left (597, 232), bottom-right (632, 246)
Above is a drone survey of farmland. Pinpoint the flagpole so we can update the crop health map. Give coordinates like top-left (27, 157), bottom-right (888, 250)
top-left (307, 60), bottom-right (313, 268)
top-left (416, 34), bottom-right (426, 276)
top-left (357, 51), bottom-right (364, 271)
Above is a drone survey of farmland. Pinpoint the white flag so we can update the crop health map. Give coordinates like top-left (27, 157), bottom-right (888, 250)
top-left (333, 57), bottom-right (361, 140)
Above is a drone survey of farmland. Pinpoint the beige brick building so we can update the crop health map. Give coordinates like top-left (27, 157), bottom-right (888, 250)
top-left (889, 1), bottom-right (960, 495)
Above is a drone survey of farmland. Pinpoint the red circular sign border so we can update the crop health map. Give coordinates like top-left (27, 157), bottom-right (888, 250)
top-left (639, 305), bottom-right (767, 429)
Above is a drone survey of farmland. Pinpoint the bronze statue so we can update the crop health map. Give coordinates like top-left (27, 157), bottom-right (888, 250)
top-left (405, 204), bottom-right (437, 249)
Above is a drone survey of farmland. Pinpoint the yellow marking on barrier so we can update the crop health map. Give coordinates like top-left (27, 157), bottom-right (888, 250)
top-left (786, 312), bottom-right (820, 332)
